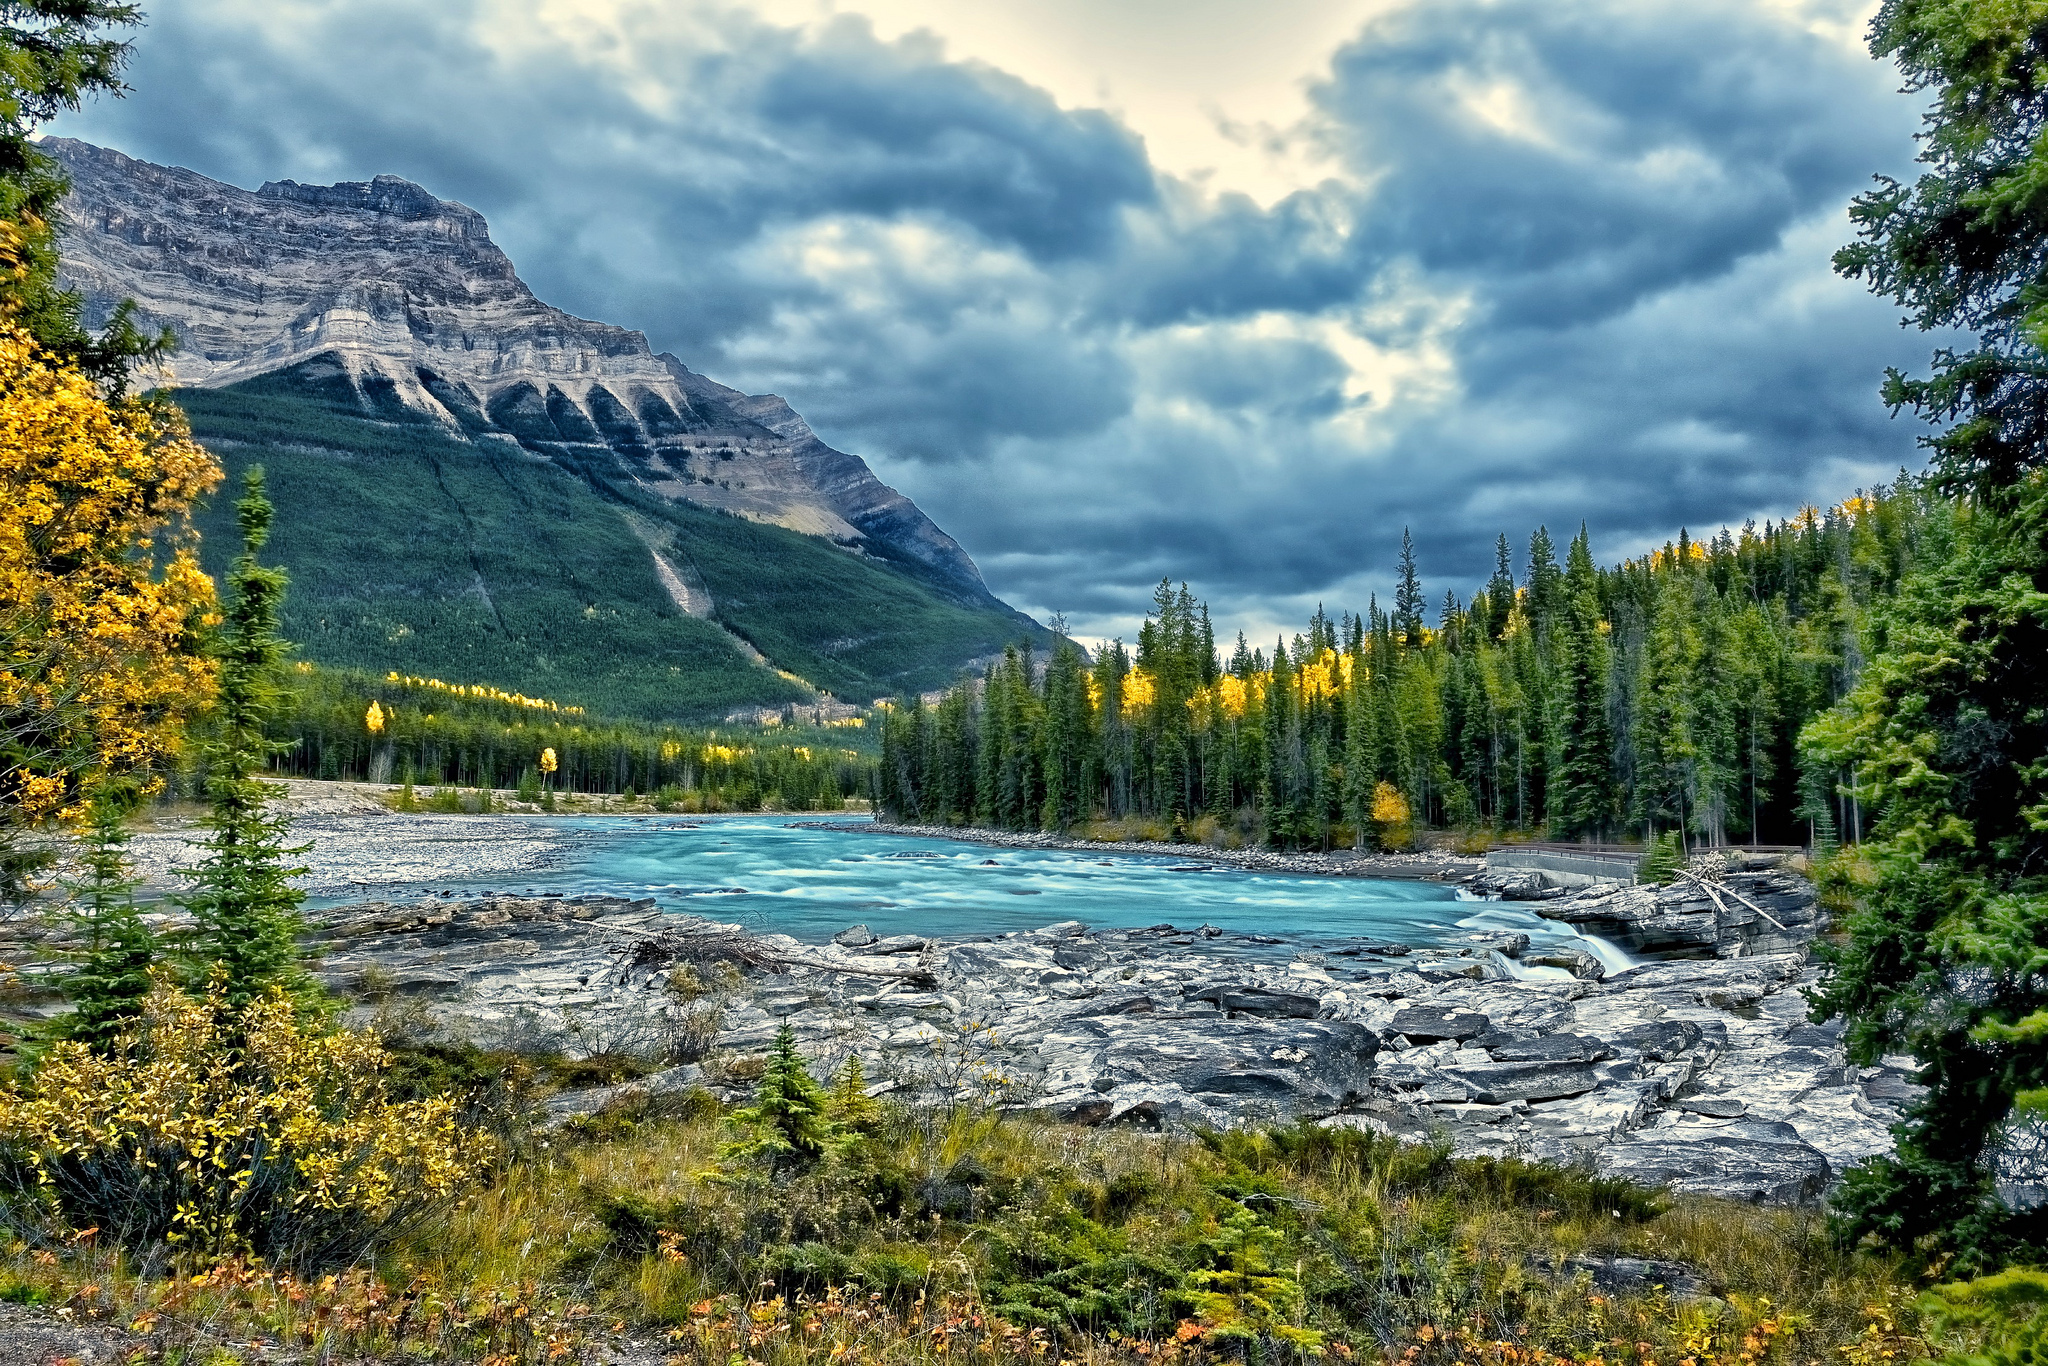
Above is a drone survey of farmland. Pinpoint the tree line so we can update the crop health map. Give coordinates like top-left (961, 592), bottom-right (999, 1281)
top-left (259, 666), bottom-right (873, 812)
top-left (880, 484), bottom-right (1944, 850)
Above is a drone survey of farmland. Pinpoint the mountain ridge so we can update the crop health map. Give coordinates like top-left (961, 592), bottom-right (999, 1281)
top-left (47, 136), bottom-right (995, 601)
top-left (46, 136), bottom-right (1049, 722)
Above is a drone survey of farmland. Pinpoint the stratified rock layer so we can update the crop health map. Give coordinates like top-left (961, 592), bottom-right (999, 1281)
top-left (304, 877), bottom-right (1907, 1207)
top-left (48, 137), bottom-right (990, 596)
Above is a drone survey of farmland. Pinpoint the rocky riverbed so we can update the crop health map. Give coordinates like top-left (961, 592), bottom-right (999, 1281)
top-left (303, 857), bottom-right (1909, 1208)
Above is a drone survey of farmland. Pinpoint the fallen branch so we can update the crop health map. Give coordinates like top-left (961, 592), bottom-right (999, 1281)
top-left (1681, 870), bottom-right (1789, 932)
top-left (610, 923), bottom-right (938, 987)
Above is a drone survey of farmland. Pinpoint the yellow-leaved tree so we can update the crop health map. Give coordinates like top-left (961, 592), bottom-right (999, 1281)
top-left (0, 315), bottom-right (220, 897)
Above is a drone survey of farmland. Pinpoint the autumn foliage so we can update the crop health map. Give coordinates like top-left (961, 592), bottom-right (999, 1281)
top-left (0, 974), bottom-right (494, 1269)
top-left (0, 318), bottom-right (217, 831)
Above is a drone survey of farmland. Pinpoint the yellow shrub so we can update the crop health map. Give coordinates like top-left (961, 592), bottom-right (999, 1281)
top-left (0, 975), bottom-right (494, 1268)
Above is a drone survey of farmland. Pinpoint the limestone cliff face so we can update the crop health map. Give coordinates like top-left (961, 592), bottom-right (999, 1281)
top-left (49, 137), bottom-right (991, 596)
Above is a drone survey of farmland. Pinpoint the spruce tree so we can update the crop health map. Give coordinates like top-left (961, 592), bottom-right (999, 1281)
top-left (54, 780), bottom-right (155, 1050)
top-left (1526, 526), bottom-right (1564, 639)
top-left (179, 469), bottom-right (313, 1011)
top-left (1486, 533), bottom-right (1516, 640)
top-left (1547, 527), bottom-right (1615, 840)
top-left (1393, 529), bottom-right (1425, 647)
top-left (1808, 0), bottom-right (2048, 1269)
top-left (724, 1023), bottom-right (845, 1170)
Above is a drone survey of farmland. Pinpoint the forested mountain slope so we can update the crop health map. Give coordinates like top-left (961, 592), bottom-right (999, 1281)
top-left (50, 137), bottom-right (1046, 721)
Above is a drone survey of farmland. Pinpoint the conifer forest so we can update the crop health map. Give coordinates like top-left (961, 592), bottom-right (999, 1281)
top-left (881, 482), bottom-right (1936, 849)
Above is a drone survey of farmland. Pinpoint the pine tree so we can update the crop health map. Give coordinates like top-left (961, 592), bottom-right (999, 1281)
top-left (179, 470), bottom-right (314, 1011)
top-left (1039, 640), bottom-right (1091, 830)
top-left (1486, 533), bottom-right (1516, 640)
top-left (1631, 572), bottom-right (1700, 846)
top-left (54, 780), bottom-right (155, 1050)
top-left (1526, 526), bottom-right (1564, 639)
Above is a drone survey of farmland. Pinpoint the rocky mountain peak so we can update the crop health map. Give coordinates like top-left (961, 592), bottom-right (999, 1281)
top-left (48, 137), bottom-right (994, 599)
top-left (256, 172), bottom-right (492, 237)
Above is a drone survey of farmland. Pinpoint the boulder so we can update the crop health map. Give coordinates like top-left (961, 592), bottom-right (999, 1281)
top-left (1560, 1255), bottom-right (1711, 1299)
top-left (1489, 1034), bottom-right (1604, 1063)
top-left (1185, 983), bottom-right (1323, 1019)
top-left (1608, 1019), bottom-right (1703, 1061)
top-left (1521, 948), bottom-right (1607, 980)
top-left (1596, 1120), bottom-right (1831, 1204)
top-left (1053, 1015), bottom-right (1380, 1118)
top-left (1441, 1059), bottom-right (1599, 1104)
top-left (832, 924), bottom-right (880, 948)
top-left (870, 935), bottom-right (930, 954)
top-left (1700, 979), bottom-right (1766, 1011)
top-left (1391, 1006), bottom-right (1491, 1042)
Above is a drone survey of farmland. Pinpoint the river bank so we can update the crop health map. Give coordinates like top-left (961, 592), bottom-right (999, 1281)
top-left (830, 819), bottom-right (1485, 882)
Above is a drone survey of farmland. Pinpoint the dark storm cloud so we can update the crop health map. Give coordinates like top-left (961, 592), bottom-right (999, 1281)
top-left (1321, 0), bottom-right (1901, 327)
top-left (57, 0), bottom-right (1940, 637)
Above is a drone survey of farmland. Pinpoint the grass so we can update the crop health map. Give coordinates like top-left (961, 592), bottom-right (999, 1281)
top-left (169, 363), bottom-right (1048, 724)
top-left (0, 1084), bottom-right (1929, 1366)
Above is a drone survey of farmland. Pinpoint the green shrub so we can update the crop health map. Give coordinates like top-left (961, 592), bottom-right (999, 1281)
top-left (1639, 831), bottom-right (1684, 885)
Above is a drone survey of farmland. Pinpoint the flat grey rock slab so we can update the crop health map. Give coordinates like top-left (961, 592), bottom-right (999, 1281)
top-left (1597, 1120), bottom-right (1831, 1204)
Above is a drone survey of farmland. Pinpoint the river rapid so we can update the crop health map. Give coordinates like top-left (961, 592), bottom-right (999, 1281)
top-left (299, 813), bottom-right (1633, 976)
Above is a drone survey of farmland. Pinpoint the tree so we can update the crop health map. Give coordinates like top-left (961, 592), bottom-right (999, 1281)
top-left (1525, 526), bottom-right (1564, 639)
top-left (723, 1022), bottom-right (845, 1171)
top-left (179, 469), bottom-right (313, 1011)
top-left (1808, 0), bottom-right (2048, 1271)
top-left (1393, 528), bottom-right (1425, 646)
top-left (0, 2), bottom-right (169, 385)
top-left (1834, 0), bottom-right (2048, 495)
top-left (52, 778), bottom-right (153, 1049)
top-left (0, 321), bottom-right (218, 904)
top-left (1805, 477), bottom-right (2048, 1269)
top-left (1485, 533), bottom-right (1516, 640)
top-left (1547, 527), bottom-right (1614, 840)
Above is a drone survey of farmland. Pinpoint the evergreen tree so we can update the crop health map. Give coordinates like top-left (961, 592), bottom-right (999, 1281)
top-left (1039, 640), bottom-right (1091, 830)
top-left (179, 470), bottom-right (313, 1011)
top-left (1631, 572), bottom-right (1701, 845)
top-left (724, 1022), bottom-right (845, 1170)
top-left (1486, 533), bottom-right (1516, 640)
top-left (1526, 526), bottom-right (1564, 639)
top-left (1809, 0), bottom-right (2048, 1271)
top-left (53, 780), bottom-right (154, 1050)
top-left (1393, 528), bottom-right (1425, 646)
top-left (1547, 527), bottom-right (1614, 839)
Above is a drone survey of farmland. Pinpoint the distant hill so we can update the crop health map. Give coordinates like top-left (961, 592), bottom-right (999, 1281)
top-left (50, 137), bottom-right (1047, 721)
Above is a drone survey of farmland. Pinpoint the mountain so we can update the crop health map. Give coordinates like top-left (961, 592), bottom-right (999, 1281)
top-left (48, 138), bottom-right (1046, 721)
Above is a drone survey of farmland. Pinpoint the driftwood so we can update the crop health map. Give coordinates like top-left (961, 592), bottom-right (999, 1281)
top-left (612, 923), bottom-right (938, 988)
top-left (1679, 870), bottom-right (1790, 932)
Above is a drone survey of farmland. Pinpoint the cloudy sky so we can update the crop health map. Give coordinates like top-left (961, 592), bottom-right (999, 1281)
top-left (56, 0), bottom-right (1939, 642)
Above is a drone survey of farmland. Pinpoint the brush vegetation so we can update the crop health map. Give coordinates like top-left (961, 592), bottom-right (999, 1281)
top-left (0, 1025), bottom-right (1941, 1366)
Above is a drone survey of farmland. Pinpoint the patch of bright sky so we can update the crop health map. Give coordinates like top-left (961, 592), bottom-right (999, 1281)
top-left (739, 0), bottom-right (1398, 205)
